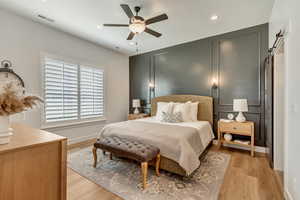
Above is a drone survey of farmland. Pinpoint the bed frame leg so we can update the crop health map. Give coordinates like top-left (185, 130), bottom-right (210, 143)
top-left (141, 162), bottom-right (148, 189)
top-left (155, 154), bottom-right (161, 176)
top-left (92, 147), bottom-right (97, 168)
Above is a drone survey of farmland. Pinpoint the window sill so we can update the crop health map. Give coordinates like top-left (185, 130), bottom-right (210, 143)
top-left (41, 117), bottom-right (107, 131)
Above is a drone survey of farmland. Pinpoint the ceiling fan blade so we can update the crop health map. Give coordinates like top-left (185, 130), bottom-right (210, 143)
top-left (121, 4), bottom-right (134, 18)
top-left (127, 32), bottom-right (135, 40)
top-left (146, 14), bottom-right (168, 25)
top-left (144, 28), bottom-right (162, 37)
top-left (103, 24), bottom-right (129, 27)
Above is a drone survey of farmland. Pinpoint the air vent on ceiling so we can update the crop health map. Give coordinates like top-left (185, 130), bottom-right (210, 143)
top-left (37, 14), bottom-right (55, 23)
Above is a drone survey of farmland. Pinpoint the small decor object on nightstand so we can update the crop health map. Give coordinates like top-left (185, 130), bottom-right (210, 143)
top-left (132, 99), bottom-right (141, 114)
top-left (227, 113), bottom-right (234, 120)
top-left (220, 119), bottom-right (233, 123)
top-left (233, 99), bottom-right (248, 122)
top-left (224, 133), bottom-right (232, 141)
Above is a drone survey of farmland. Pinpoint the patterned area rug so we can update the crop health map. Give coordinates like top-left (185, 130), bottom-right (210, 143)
top-left (68, 147), bottom-right (230, 200)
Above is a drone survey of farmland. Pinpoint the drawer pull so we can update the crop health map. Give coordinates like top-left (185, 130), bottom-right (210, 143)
top-left (233, 127), bottom-right (237, 130)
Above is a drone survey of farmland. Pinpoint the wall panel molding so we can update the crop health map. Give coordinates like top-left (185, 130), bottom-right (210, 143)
top-left (216, 31), bottom-right (262, 106)
top-left (129, 23), bottom-right (268, 146)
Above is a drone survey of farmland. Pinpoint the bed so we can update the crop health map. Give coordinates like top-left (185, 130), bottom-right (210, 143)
top-left (99, 95), bottom-right (214, 176)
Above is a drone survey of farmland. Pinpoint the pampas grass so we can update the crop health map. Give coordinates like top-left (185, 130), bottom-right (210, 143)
top-left (0, 82), bottom-right (43, 116)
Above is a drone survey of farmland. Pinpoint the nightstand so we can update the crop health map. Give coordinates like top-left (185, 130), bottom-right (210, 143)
top-left (128, 113), bottom-right (150, 120)
top-left (218, 120), bottom-right (255, 156)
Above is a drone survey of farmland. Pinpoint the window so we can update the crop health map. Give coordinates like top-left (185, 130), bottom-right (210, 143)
top-left (44, 58), bottom-right (104, 124)
top-left (80, 66), bottom-right (104, 118)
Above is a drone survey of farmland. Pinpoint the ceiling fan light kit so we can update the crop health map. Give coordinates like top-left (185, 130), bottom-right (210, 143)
top-left (129, 18), bottom-right (146, 34)
top-left (103, 4), bottom-right (168, 40)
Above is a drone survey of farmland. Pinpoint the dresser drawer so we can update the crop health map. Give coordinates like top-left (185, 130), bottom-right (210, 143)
top-left (219, 122), bottom-right (253, 135)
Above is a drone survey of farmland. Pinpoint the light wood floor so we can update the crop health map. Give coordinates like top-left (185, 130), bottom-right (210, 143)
top-left (67, 143), bottom-right (284, 200)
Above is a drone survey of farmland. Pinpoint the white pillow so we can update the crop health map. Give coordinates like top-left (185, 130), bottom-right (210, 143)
top-left (156, 102), bottom-right (174, 121)
top-left (172, 101), bottom-right (199, 122)
top-left (188, 101), bottom-right (199, 121)
top-left (173, 102), bottom-right (191, 122)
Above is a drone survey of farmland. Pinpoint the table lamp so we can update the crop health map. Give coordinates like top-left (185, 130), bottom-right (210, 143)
top-left (233, 99), bottom-right (248, 122)
top-left (132, 99), bottom-right (141, 114)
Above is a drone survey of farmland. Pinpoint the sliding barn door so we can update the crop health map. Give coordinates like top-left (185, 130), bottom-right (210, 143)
top-left (264, 56), bottom-right (274, 168)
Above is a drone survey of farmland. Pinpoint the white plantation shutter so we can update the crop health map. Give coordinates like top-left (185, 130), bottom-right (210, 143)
top-left (44, 58), bottom-right (104, 124)
top-left (80, 66), bottom-right (104, 118)
top-left (44, 58), bottom-right (79, 122)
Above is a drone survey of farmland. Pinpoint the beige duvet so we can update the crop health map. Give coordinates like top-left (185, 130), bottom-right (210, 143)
top-left (98, 117), bottom-right (214, 175)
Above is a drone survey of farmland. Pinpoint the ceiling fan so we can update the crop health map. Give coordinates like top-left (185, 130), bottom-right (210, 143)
top-left (103, 4), bottom-right (168, 40)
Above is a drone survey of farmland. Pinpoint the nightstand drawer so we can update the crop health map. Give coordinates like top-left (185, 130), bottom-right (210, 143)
top-left (219, 122), bottom-right (252, 135)
top-left (128, 114), bottom-right (149, 120)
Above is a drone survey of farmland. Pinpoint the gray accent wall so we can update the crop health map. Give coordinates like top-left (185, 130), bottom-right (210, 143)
top-left (130, 23), bottom-right (268, 146)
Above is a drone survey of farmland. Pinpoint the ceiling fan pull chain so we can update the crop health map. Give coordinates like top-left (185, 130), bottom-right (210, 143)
top-left (135, 36), bottom-right (139, 55)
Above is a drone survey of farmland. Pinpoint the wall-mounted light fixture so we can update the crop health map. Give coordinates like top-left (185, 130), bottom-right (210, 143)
top-left (149, 82), bottom-right (155, 91)
top-left (148, 82), bottom-right (155, 104)
top-left (212, 78), bottom-right (218, 89)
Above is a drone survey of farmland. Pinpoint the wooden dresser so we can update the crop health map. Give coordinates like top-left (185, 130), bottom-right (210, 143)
top-left (0, 123), bottom-right (67, 200)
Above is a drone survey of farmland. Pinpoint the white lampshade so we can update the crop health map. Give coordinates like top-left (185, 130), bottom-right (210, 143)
top-left (132, 99), bottom-right (141, 108)
top-left (233, 99), bottom-right (248, 112)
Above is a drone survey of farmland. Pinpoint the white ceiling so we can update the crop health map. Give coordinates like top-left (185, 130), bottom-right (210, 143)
top-left (0, 0), bottom-right (274, 55)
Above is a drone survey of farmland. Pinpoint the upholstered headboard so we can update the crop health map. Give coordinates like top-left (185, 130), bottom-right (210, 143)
top-left (151, 95), bottom-right (213, 125)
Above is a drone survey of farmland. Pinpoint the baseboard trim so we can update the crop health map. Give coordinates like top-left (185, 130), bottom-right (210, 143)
top-left (285, 189), bottom-right (293, 200)
top-left (212, 139), bottom-right (266, 153)
top-left (68, 133), bottom-right (98, 145)
top-left (68, 138), bottom-right (97, 150)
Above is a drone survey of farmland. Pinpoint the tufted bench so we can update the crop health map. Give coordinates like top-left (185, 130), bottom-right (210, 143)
top-left (92, 136), bottom-right (160, 189)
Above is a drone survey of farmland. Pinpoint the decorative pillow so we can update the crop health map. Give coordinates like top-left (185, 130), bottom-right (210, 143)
top-left (173, 102), bottom-right (191, 122)
top-left (188, 101), bottom-right (199, 121)
top-left (160, 111), bottom-right (183, 123)
top-left (156, 102), bottom-right (174, 121)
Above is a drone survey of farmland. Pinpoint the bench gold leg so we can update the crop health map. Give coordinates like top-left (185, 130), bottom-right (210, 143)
top-left (141, 162), bottom-right (148, 189)
top-left (92, 147), bottom-right (97, 168)
top-left (155, 154), bottom-right (161, 176)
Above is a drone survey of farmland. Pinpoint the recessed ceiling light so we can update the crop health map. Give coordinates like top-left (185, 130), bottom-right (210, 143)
top-left (129, 42), bottom-right (135, 46)
top-left (210, 15), bottom-right (219, 21)
top-left (41, 0), bottom-right (47, 2)
top-left (97, 25), bottom-right (103, 29)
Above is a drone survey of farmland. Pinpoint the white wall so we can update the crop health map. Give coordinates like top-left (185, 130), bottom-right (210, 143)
top-left (0, 9), bottom-right (129, 144)
top-left (270, 0), bottom-right (300, 199)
